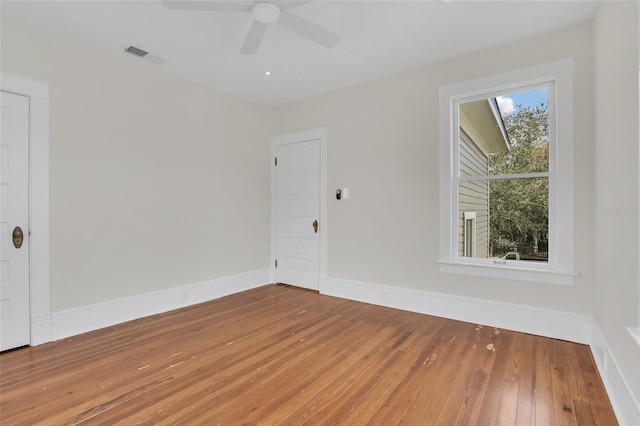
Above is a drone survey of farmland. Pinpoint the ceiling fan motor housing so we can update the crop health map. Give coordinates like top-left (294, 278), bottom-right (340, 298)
top-left (253, 2), bottom-right (281, 24)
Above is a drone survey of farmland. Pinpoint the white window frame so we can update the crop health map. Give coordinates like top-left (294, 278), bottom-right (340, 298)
top-left (438, 59), bottom-right (577, 286)
top-left (462, 211), bottom-right (476, 257)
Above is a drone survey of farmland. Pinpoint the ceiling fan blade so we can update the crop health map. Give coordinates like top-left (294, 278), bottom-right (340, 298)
top-left (161, 0), bottom-right (253, 12)
top-left (278, 11), bottom-right (340, 49)
top-left (239, 20), bottom-right (269, 55)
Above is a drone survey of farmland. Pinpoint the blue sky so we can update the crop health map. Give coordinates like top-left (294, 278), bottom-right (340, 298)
top-left (510, 88), bottom-right (548, 109)
top-left (497, 88), bottom-right (548, 115)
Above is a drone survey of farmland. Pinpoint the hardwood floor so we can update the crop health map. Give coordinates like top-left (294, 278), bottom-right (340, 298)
top-left (0, 284), bottom-right (617, 425)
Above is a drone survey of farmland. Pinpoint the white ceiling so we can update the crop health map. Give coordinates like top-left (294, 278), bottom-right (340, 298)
top-left (1, 0), bottom-right (597, 107)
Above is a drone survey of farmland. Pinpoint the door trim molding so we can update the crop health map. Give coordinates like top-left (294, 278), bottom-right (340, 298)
top-left (1, 70), bottom-right (51, 345)
top-left (270, 127), bottom-right (328, 286)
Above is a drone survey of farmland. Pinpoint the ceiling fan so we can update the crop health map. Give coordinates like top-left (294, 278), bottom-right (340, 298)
top-left (161, 1), bottom-right (341, 55)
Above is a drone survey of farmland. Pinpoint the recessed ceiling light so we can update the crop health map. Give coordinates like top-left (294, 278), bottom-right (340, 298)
top-left (265, 71), bottom-right (272, 76)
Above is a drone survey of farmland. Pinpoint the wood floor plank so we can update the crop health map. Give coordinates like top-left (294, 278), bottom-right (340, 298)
top-left (101, 307), bottom-right (349, 423)
top-left (0, 284), bottom-right (618, 425)
top-left (572, 398), bottom-right (598, 426)
top-left (496, 379), bottom-right (520, 425)
top-left (571, 343), bottom-right (617, 426)
top-left (474, 327), bottom-right (512, 425)
top-left (5, 290), bottom-right (330, 424)
top-left (336, 331), bottom-right (439, 424)
top-left (205, 318), bottom-right (379, 424)
top-left (258, 325), bottom-right (398, 424)
top-left (432, 325), bottom-right (501, 425)
top-left (534, 336), bottom-right (558, 426)
top-left (514, 333), bottom-right (537, 425)
top-left (552, 340), bottom-right (583, 426)
top-left (388, 322), bottom-right (490, 424)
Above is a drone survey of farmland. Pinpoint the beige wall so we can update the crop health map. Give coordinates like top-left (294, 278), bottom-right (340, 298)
top-left (594, 1), bottom-right (640, 403)
top-left (1, 16), bottom-right (273, 311)
top-left (273, 21), bottom-right (596, 314)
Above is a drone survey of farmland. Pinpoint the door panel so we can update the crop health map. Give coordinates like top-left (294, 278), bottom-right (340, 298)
top-left (0, 91), bottom-right (30, 351)
top-left (275, 139), bottom-right (320, 290)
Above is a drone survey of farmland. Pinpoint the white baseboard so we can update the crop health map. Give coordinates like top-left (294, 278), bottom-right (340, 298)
top-left (321, 277), bottom-right (592, 343)
top-left (50, 269), bottom-right (270, 341)
top-left (30, 313), bottom-right (52, 346)
top-left (320, 276), bottom-right (639, 426)
top-left (591, 321), bottom-right (640, 426)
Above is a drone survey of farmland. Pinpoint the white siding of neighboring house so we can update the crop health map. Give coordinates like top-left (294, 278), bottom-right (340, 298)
top-left (458, 129), bottom-right (490, 257)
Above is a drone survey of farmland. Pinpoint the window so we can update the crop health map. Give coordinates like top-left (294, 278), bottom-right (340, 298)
top-left (459, 86), bottom-right (549, 263)
top-left (438, 59), bottom-right (577, 285)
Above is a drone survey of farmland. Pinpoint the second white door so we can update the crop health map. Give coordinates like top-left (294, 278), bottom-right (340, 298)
top-left (274, 138), bottom-right (320, 290)
top-left (1, 91), bottom-right (31, 351)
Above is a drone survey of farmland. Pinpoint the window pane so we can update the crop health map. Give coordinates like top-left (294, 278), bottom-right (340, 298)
top-left (458, 177), bottom-right (549, 262)
top-left (458, 180), bottom-right (489, 258)
top-left (458, 88), bottom-right (549, 177)
top-left (489, 177), bottom-right (549, 263)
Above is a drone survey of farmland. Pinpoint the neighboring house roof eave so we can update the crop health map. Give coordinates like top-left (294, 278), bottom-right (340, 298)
top-left (459, 99), bottom-right (510, 155)
top-left (490, 97), bottom-right (512, 151)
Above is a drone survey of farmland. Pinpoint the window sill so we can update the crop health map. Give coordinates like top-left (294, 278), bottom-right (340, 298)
top-left (437, 260), bottom-right (577, 286)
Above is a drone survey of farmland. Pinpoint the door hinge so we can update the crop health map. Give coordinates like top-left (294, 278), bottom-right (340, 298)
top-left (274, 157), bottom-right (278, 166)
top-left (275, 259), bottom-right (278, 268)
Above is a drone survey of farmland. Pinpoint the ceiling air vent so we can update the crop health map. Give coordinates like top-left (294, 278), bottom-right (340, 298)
top-left (124, 45), bottom-right (167, 65)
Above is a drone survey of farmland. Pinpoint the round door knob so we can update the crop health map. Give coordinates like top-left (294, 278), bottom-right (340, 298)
top-left (12, 226), bottom-right (24, 249)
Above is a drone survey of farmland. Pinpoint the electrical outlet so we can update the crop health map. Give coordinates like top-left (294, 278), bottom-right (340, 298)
top-left (382, 291), bottom-right (390, 304)
top-left (180, 291), bottom-right (188, 303)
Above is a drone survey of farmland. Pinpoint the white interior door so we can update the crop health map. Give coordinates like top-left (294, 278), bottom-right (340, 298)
top-left (0, 91), bottom-right (31, 351)
top-left (274, 139), bottom-right (320, 290)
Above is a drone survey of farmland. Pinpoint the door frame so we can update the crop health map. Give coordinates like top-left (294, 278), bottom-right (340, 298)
top-left (270, 127), bottom-right (328, 290)
top-left (1, 70), bottom-right (51, 345)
